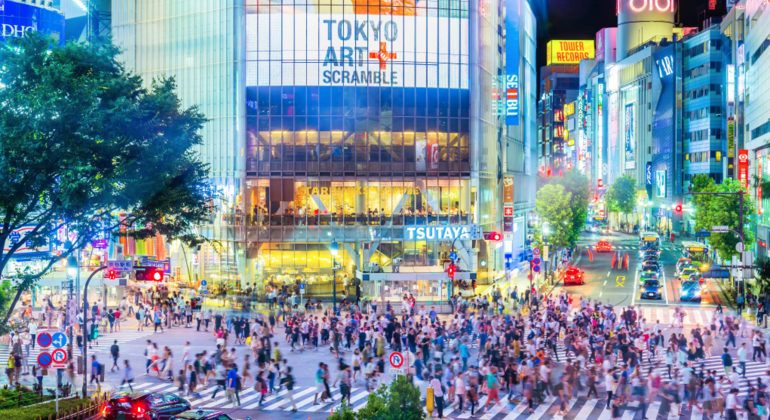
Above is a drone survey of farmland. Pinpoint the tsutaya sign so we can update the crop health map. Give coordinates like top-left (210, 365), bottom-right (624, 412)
top-left (406, 225), bottom-right (479, 241)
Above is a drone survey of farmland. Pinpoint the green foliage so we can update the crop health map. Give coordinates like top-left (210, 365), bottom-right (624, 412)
top-left (756, 257), bottom-right (770, 295)
top-left (0, 33), bottom-right (215, 324)
top-left (690, 174), bottom-right (755, 260)
top-left (356, 376), bottom-right (425, 420)
top-left (328, 402), bottom-right (359, 420)
top-left (606, 175), bottom-right (637, 215)
top-left (0, 397), bottom-right (90, 420)
top-left (539, 170), bottom-right (590, 246)
top-left (535, 184), bottom-right (574, 249)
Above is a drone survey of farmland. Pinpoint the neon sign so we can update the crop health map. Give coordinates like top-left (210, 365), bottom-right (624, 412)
top-left (627, 0), bottom-right (675, 12)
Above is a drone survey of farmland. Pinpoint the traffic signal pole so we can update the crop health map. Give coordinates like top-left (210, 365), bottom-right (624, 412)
top-left (81, 266), bottom-right (106, 398)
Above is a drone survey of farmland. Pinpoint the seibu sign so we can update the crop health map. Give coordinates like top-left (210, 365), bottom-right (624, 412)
top-left (738, 149), bottom-right (749, 190)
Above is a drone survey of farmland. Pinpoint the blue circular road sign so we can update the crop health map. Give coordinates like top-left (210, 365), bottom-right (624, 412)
top-left (37, 353), bottom-right (52, 367)
top-left (533, 258), bottom-right (541, 265)
top-left (449, 252), bottom-right (458, 261)
top-left (51, 332), bottom-right (68, 349)
top-left (201, 280), bottom-right (207, 286)
top-left (533, 265), bottom-right (541, 273)
top-left (37, 332), bottom-right (52, 348)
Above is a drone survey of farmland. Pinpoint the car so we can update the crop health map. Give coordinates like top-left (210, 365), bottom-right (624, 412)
top-left (640, 262), bottom-right (662, 277)
top-left (640, 271), bottom-right (660, 281)
top-left (596, 241), bottom-right (612, 252)
top-left (102, 391), bottom-right (191, 420)
top-left (563, 267), bottom-right (585, 285)
top-left (680, 277), bottom-right (705, 303)
top-left (642, 254), bottom-right (659, 263)
top-left (678, 268), bottom-right (699, 282)
top-left (640, 278), bottom-right (663, 300)
top-left (172, 409), bottom-right (250, 420)
top-left (676, 258), bottom-right (694, 276)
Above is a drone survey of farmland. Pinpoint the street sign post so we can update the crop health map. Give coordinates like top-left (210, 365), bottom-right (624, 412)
top-left (37, 332), bottom-right (52, 348)
top-left (51, 332), bottom-right (67, 349)
top-left (389, 352), bottom-right (404, 368)
top-left (695, 230), bottom-right (711, 237)
top-left (51, 348), bottom-right (67, 369)
top-left (106, 260), bottom-right (134, 272)
top-left (37, 352), bottom-right (52, 368)
top-left (712, 226), bottom-right (730, 233)
top-left (388, 368), bottom-right (405, 375)
top-left (449, 252), bottom-right (458, 261)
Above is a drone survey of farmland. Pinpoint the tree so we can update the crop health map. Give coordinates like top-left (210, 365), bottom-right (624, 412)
top-left (690, 174), bottom-right (755, 261)
top-left (537, 170), bottom-right (590, 246)
top-left (0, 33), bottom-right (214, 326)
top-left (755, 257), bottom-right (770, 296)
top-left (606, 175), bottom-right (637, 225)
top-left (357, 376), bottom-right (424, 420)
top-left (535, 184), bottom-right (574, 249)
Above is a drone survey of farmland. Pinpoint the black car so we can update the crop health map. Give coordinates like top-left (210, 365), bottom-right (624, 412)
top-left (172, 410), bottom-right (250, 420)
top-left (640, 262), bottom-right (662, 277)
top-left (102, 391), bottom-right (191, 420)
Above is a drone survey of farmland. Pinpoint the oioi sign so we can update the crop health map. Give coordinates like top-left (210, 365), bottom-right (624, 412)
top-left (626, 0), bottom-right (675, 12)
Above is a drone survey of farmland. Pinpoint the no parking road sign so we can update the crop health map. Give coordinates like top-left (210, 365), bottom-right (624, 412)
top-left (37, 352), bottom-right (52, 367)
top-left (389, 352), bottom-right (404, 368)
top-left (37, 332), bottom-right (52, 348)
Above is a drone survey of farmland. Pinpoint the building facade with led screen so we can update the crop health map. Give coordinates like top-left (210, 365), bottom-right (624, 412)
top-left (113, 0), bottom-right (537, 301)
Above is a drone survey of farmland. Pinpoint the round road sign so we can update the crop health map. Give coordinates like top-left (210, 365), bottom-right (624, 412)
top-left (532, 258), bottom-right (542, 266)
top-left (51, 348), bottom-right (67, 364)
top-left (533, 265), bottom-right (541, 273)
top-left (52, 332), bottom-right (68, 349)
top-left (201, 280), bottom-right (207, 286)
top-left (37, 352), bottom-right (52, 367)
top-left (533, 248), bottom-right (541, 255)
top-left (37, 332), bottom-right (52, 348)
top-left (389, 352), bottom-right (404, 368)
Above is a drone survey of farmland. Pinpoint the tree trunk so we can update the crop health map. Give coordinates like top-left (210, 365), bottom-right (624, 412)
top-left (1, 287), bottom-right (26, 326)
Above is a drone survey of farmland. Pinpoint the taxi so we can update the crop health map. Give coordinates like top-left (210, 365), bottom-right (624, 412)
top-left (563, 267), bottom-right (585, 286)
top-left (595, 241), bottom-right (612, 252)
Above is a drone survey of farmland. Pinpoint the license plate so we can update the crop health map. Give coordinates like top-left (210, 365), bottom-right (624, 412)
top-left (117, 416), bottom-right (126, 420)
top-left (648, 293), bottom-right (655, 296)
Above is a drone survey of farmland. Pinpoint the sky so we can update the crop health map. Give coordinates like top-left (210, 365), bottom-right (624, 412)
top-left (534, 0), bottom-right (705, 71)
top-left (60, 0), bottom-right (87, 19)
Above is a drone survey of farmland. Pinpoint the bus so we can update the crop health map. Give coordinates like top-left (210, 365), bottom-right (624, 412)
top-left (639, 232), bottom-right (661, 253)
top-left (682, 241), bottom-right (710, 262)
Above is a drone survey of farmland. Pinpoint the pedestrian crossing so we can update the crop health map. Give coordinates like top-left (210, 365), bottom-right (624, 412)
top-left (0, 329), bottom-right (156, 367)
top-left (584, 244), bottom-right (681, 252)
top-left (637, 307), bottom-right (719, 327)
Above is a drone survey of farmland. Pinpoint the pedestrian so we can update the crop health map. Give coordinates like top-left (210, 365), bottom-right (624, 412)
top-left (153, 307), bottom-right (164, 333)
top-left (89, 355), bottom-right (101, 385)
top-left (722, 347), bottom-right (733, 377)
top-left (725, 387), bottom-right (742, 420)
top-left (430, 374), bottom-right (445, 419)
top-left (281, 366), bottom-right (298, 412)
top-left (145, 340), bottom-right (154, 373)
top-left (136, 306), bottom-right (145, 331)
top-left (121, 360), bottom-right (134, 391)
top-left (110, 340), bottom-right (120, 372)
top-left (739, 343), bottom-right (748, 377)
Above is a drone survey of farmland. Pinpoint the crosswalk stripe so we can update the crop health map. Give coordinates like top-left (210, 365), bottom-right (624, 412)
top-left (220, 388), bottom-right (266, 409)
top-left (259, 387), bottom-right (315, 410)
top-left (203, 388), bottom-right (255, 408)
top-left (554, 396), bottom-right (579, 419)
top-left (575, 398), bottom-right (598, 420)
top-left (480, 398), bottom-right (509, 419)
top-left (456, 396), bottom-right (488, 418)
top-left (502, 400), bottom-right (530, 420)
top-left (332, 390), bottom-right (369, 412)
top-left (304, 388), bottom-right (350, 412)
top-left (527, 396), bottom-right (556, 420)
top-left (646, 401), bottom-right (662, 419)
top-left (596, 406), bottom-right (612, 420)
top-left (620, 401), bottom-right (639, 420)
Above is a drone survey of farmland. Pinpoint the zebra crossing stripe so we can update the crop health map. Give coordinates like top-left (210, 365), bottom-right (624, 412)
top-left (553, 396), bottom-right (579, 420)
top-left (501, 400), bottom-right (530, 420)
top-left (621, 400), bottom-right (640, 420)
top-left (256, 387), bottom-right (316, 410)
top-left (330, 390), bottom-right (370, 412)
top-left (526, 396), bottom-right (556, 420)
top-left (304, 388), bottom-right (350, 412)
top-left (574, 398), bottom-right (599, 420)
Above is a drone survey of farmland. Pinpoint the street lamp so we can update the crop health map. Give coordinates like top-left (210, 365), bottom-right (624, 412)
top-left (66, 256), bottom-right (78, 278)
top-left (330, 240), bottom-right (339, 314)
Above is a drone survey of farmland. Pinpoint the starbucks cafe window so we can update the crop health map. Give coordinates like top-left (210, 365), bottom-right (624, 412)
top-left (244, 179), bottom-right (475, 226)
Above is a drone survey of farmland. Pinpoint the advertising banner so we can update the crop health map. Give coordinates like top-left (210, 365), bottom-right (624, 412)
top-left (3, 225), bottom-right (50, 255)
top-left (656, 170), bottom-right (666, 198)
top-left (609, 92), bottom-right (618, 178)
top-left (596, 29), bottom-right (605, 61)
top-left (247, 4), bottom-right (470, 88)
top-left (728, 118), bottom-right (735, 158)
top-left (415, 137), bottom-right (427, 171)
top-left (625, 103), bottom-right (635, 169)
top-left (739, 149), bottom-right (749, 190)
top-left (505, 0), bottom-right (520, 125)
top-left (646, 162), bottom-right (653, 197)
top-left (0, 1), bottom-right (65, 46)
top-left (503, 176), bottom-right (514, 204)
top-left (546, 40), bottom-right (595, 65)
top-left (759, 151), bottom-right (763, 215)
top-left (427, 133), bottom-right (439, 171)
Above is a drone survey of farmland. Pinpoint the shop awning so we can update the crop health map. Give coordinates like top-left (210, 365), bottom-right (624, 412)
top-left (356, 267), bottom-right (476, 281)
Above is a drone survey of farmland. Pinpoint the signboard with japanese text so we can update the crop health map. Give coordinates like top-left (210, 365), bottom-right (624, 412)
top-left (503, 176), bottom-right (514, 204)
top-left (739, 149), bottom-right (749, 190)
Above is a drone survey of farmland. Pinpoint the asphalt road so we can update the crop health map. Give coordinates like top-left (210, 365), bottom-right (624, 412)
top-left (567, 230), bottom-right (729, 309)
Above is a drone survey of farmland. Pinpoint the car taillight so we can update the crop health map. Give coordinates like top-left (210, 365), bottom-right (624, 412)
top-left (136, 406), bottom-right (144, 416)
top-left (103, 405), bottom-right (110, 416)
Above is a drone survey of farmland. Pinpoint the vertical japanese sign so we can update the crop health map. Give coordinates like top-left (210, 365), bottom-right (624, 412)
top-left (727, 118), bottom-right (735, 158)
top-left (759, 151), bottom-right (763, 215)
top-left (738, 149), bottom-right (749, 190)
top-left (597, 84), bottom-right (604, 186)
top-left (624, 103), bottom-right (635, 169)
top-left (503, 176), bottom-right (514, 204)
top-left (505, 0), bottom-right (520, 125)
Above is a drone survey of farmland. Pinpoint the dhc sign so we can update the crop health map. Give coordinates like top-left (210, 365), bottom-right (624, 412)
top-left (0, 1), bottom-right (65, 46)
top-left (406, 225), bottom-right (476, 241)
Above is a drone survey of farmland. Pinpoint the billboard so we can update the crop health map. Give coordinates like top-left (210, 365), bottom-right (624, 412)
top-left (246, 1), bottom-right (470, 88)
top-left (625, 103), bottom-right (635, 169)
top-left (1, 1), bottom-right (65, 46)
top-left (546, 40), bottom-right (595, 65)
top-left (595, 28), bottom-right (617, 63)
top-left (505, 0), bottom-right (520, 125)
top-left (656, 170), bottom-right (666, 198)
top-left (609, 92), bottom-right (618, 177)
top-left (728, 118), bottom-right (735, 158)
top-left (503, 176), bottom-right (514, 204)
top-left (739, 149), bottom-right (749, 190)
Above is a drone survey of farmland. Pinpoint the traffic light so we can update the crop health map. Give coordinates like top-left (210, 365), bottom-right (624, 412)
top-left (483, 232), bottom-right (502, 241)
top-left (136, 267), bottom-right (163, 281)
top-left (675, 204), bottom-right (683, 212)
top-left (447, 264), bottom-right (455, 279)
top-left (107, 269), bottom-right (116, 280)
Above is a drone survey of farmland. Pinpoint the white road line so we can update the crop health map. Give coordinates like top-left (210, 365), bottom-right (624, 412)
top-left (599, 291), bottom-right (603, 297)
top-left (663, 270), bottom-right (670, 305)
top-left (621, 401), bottom-right (640, 420)
top-left (604, 280), bottom-right (607, 285)
top-left (259, 387), bottom-right (314, 410)
top-left (632, 269), bottom-right (639, 306)
top-left (607, 271), bottom-right (611, 277)
top-left (501, 401), bottom-right (530, 420)
top-left (574, 398), bottom-right (598, 420)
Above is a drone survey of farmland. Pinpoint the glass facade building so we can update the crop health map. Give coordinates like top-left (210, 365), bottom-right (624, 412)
top-left (112, 0), bottom-right (537, 301)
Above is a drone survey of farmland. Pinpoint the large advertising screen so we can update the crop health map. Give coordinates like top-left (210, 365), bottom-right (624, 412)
top-left (246, 0), bottom-right (470, 88)
top-left (624, 103), bottom-right (635, 169)
top-left (1, 1), bottom-right (65, 46)
top-left (608, 92), bottom-right (618, 178)
top-left (546, 40), bottom-right (595, 65)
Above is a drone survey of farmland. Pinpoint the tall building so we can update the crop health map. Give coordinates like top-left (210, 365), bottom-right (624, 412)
top-left (111, 0), bottom-right (538, 302)
top-left (538, 64), bottom-right (580, 175)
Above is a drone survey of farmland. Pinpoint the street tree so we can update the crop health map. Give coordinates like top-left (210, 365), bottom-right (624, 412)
top-left (535, 184), bottom-right (574, 249)
top-left (606, 175), bottom-right (637, 227)
top-left (690, 174), bottom-right (755, 261)
top-left (755, 257), bottom-right (770, 296)
top-left (0, 33), bottom-right (214, 327)
top-left (539, 170), bottom-right (590, 246)
top-left (357, 376), bottom-right (425, 420)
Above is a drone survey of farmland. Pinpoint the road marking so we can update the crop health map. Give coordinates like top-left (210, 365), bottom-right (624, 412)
top-left (632, 269), bottom-right (639, 306)
top-left (663, 270), bottom-right (670, 305)
top-left (615, 276), bottom-right (625, 287)
top-left (599, 291), bottom-right (603, 297)
top-left (607, 271), bottom-right (611, 277)
top-left (604, 280), bottom-right (607, 285)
